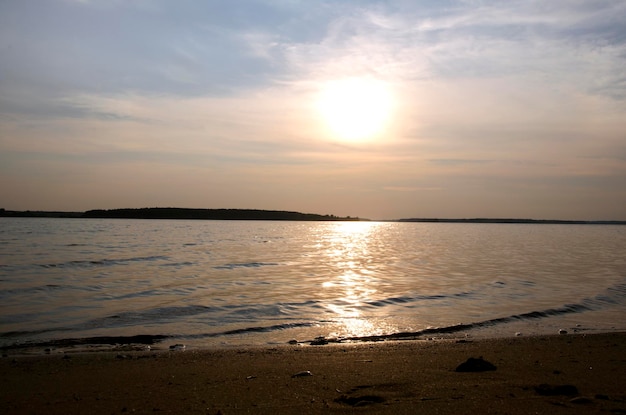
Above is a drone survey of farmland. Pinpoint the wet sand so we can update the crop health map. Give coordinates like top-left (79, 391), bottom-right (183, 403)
top-left (2, 332), bottom-right (625, 414)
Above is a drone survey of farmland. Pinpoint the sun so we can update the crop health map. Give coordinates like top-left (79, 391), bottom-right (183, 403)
top-left (315, 77), bottom-right (393, 142)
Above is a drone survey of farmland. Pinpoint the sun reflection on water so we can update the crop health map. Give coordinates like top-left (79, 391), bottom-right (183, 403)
top-left (320, 221), bottom-right (397, 338)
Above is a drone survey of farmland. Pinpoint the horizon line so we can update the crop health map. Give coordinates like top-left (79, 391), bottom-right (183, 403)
top-left (1, 207), bottom-right (625, 224)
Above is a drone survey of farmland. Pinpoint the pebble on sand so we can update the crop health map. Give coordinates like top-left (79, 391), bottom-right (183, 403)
top-left (455, 356), bottom-right (497, 372)
top-left (169, 344), bottom-right (186, 351)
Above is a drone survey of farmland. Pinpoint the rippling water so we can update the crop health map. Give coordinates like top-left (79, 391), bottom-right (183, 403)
top-left (1, 218), bottom-right (625, 351)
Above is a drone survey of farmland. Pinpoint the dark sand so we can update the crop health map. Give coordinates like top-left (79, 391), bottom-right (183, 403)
top-left (2, 332), bottom-right (625, 414)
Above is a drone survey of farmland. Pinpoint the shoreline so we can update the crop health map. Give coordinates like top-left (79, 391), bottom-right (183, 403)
top-left (2, 324), bottom-right (620, 358)
top-left (2, 323), bottom-right (623, 358)
top-left (2, 332), bottom-right (625, 414)
top-left (3, 211), bottom-right (625, 224)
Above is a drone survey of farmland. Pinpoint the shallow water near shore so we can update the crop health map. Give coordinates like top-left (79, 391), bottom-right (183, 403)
top-left (1, 218), bottom-right (625, 353)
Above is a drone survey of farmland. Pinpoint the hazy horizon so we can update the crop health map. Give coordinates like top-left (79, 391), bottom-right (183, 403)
top-left (3, 206), bottom-right (626, 223)
top-left (2, 1), bottom-right (625, 221)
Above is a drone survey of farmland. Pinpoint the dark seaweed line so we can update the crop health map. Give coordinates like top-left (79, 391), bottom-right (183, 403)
top-left (186, 322), bottom-right (317, 338)
top-left (0, 302), bottom-right (588, 351)
top-left (314, 283), bottom-right (626, 344)
top-left (0, 303), bottom-right (592, 351)
top-left (0, 334), bottom-right (170, 350)
top-left (346, 303), bottom-right (592, 343)
top-left (0, 323), bottom-right (316, 350)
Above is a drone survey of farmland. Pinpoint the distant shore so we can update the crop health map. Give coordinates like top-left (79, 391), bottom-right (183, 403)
top-left (2, 332), bottom-right (625, 414)
top-left (1, 208), bottom-right (625, 224)
top-left (0, 207), bottom-right (363, 221)
top-left (398, 217), bottom-right (626, 225)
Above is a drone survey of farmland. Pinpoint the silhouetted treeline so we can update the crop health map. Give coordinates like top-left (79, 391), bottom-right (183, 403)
top-left (83, 208), bottom-right (361, 221)
top-left (0, 209), bottom-right (83, 218)
top-left (0, 208), bottom-right (361, 221)
top-left (2, 208), bottom-right (624, 223)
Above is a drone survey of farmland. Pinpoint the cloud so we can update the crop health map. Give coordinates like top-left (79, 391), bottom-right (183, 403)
top-left (3, 0), bottom-right (625, 112)
top-left (1, 0), bottom-right (625, 219)
top-left (272, 0), bottom-right (626, 101)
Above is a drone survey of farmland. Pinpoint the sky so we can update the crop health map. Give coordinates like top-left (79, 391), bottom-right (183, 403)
top-left (1, 0), bottom-right (625, 220)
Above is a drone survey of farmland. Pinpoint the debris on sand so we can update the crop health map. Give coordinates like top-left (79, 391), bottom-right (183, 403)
top-left (169, 344), bottom-right (186, 351)
top-left (455, 356), bottom-right (497, 372)
top-left (335, 394), bottom-right (385, 407)
top-left (310, 337), bottom-right (329, 346)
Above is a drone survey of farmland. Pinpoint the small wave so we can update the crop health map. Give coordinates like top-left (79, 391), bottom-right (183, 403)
top-left (99, 289), bottom-right (162, 301)
top-left (64, 301), bottom-right (319, 334)
top-left (364, 290), bottom-right (476, 308)
top-left (581, 282), bottom-right (626, 309)
top-left (83, 305), bottom-right (217, 329)
top-left (0, 334), bottom-right (170, 350)
top-left (39, 255), bottom-right (169, 269)
top-left (184, 322), bottom-right (317, 338)
top-left (0, 284), bottom-right (65, 298)
top-left (160, 261), bottom-right (196, 267)
top-left (0, 327), bottom-right (71, 340)
top-left (223, 322), bottom-right (316, 335)
top-left (221, 299), bottom-right (322, 316)
top-left (214, 262), bottom-right (279, 270)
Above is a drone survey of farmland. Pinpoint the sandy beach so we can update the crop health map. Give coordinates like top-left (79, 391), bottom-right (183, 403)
top-left (2, 332), bottom-right (625, 414)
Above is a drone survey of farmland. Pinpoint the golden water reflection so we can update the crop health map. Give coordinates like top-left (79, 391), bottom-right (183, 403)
top-left (320, 221), bottom-right (398, 338)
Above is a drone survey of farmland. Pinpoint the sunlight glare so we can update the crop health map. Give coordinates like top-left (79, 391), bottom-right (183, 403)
top-left (319, 222), bottom-right (397, 338)
top-left (316, 78), bottom-right (393, 142)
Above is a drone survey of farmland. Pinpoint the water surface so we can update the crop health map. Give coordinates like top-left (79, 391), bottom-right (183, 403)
top-left (1, 218), bottom-right (624, 351)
